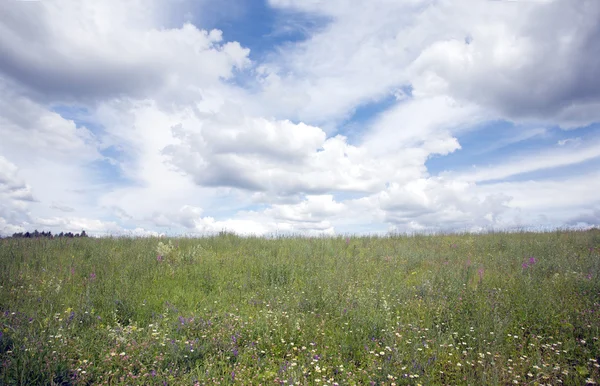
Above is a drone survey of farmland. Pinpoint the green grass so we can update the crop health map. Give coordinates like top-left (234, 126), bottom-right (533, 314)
top-left (1, 230), bottom-right (599, 385)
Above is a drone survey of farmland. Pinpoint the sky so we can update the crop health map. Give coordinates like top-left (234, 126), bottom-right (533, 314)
top-left (1, 0), bottom-right (599, 237)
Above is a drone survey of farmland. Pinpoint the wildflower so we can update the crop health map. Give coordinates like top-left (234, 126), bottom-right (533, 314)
top-left (89, 272), bottom-right (96, 280)
top-left (157, 255), bottom-right (163, 262)
top-left (478, 268), bottom-right (484, 281)
top-left (528, 257), bottom-right (537, 265)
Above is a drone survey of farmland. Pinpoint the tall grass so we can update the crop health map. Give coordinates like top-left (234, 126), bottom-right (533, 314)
top-left (1, 230), bottom-right (599, 385)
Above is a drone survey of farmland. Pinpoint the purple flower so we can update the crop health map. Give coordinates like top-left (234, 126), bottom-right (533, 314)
top-left (231, 371), bottom-right (235, 381)
top-left (528, 257), bottom-right (537, 265)
top-left (151, 370), bottom-right (156, 377)
top-left (232, 347), bottom-right (238, 357)
top-left (478, 268), bottom-right (484, 280)
top-left (179, 316), bottom-right (185, 325)
top-left (157, 254), bottom-right (163, 262)
top-left (70, 267), bottom-right (75, 275)
top-left (89, 272), bottom-right (96, 280)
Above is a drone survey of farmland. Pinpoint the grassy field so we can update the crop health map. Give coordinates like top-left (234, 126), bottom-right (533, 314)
top-left (1, 230), bottom-right (599, 385)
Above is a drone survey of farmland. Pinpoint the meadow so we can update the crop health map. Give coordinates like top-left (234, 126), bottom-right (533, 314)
top-left (1, 230), bottom-right (599, 385)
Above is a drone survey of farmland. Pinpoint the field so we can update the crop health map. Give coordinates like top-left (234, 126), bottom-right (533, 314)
top-left (1, 230), bottom-right (599, 385)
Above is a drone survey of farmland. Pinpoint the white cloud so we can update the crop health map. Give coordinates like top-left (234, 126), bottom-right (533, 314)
top-left (1, 0), bottom-right (599, 236)
top-left (0, 0), bottom-right (250, 102)
top-left (359, 177), bottom-right (511, 231)
top-left (557, 137), bottom-right (581, 146)
top-left (408, 0), bottom-right (600, 125)
top-left (0, 82), bottom-right (100, 164)
top-left (263, 0), bottom-right (600, 127)
top-left (162, 96), bottom-right (485, 199)
top-left (264, 195), bottom-right (345, 221)
top-left (474, 171), bottom-right (600, 229)
top-left (147, 205), bottom-right (276, 236)
top-left (0, 156), bottom-right (34, 229)
top-left (453, 138), bottom-right (600, 183)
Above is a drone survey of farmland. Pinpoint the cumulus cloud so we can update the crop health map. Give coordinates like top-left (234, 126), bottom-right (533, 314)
top-left (0, 156), bottom-right (34, 229)
top-left (0, 0), bottom-right (598, 235)
top-left (357, 177), bottom-right (511, 231)
top-left (0, 0), bottom-right (250, 103)
top-left (162, 96), bottom-right (482, 199)
top-left (263, 0), bottom-right (600, 127)
top-left (568, 208), bottom-right (600, 227)
top-left (264, 195), bottom-right (345, 222)
top-left (0, 82), bottom-right (100, 164)
top-left (148, 205), bottom-right (275, 236)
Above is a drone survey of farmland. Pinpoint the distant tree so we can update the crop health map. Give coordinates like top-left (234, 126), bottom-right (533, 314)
top-left (8, 229), bottom-right (86, 239)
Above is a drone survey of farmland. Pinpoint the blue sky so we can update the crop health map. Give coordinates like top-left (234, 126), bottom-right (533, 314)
top-left (0, 0), bottom-right (599, 236)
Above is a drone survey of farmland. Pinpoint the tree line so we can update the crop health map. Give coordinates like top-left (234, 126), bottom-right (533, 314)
top-left (8, 230), bottom-right (88, 238)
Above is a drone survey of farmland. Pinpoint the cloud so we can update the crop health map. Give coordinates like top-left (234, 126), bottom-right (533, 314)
top-left (262, 0), bottom-right (600, 128)
top-left (0, 0), bottom-right (598, 236)
top-left (163, 96), bottom-right (482, 198)
top-left (453, 137), bottom-right (600, 183)
top-left (568, 207), bottom-right (600, 227)
top-left (358, 177), bottom-right (511, 231)
top-left (0, 82), bottom-right (100, 164)
top-left (0, 156), bottom-right (34, 228)
top-left (148, 204), bottom-right (276, 236)
top-left (557, 137), bottom-right (581, 146)
top-left (0, 0), bottom-right (250, 103)
top-left (26, 215), bottom-right (161, 237)
top-left (408, 0), bottom-right (600, 125)
top-left (50, 203), bottom-right (75, 213)
top-left (264, 195), bottom-right (345, 222)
